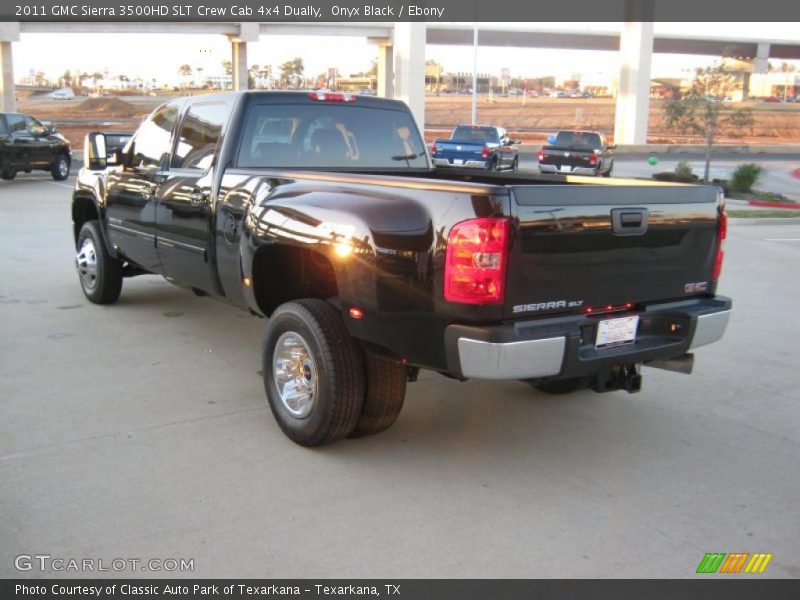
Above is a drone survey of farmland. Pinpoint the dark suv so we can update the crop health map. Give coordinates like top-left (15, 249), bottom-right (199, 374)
top-left (0, 112), bottom-right (72, 180)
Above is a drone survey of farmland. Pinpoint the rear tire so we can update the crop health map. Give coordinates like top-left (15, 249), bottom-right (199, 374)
top-left (511, 156), bottom-right (519, 172)
top-left (76, 220), bottom-right (123, 304)
top-left (349, 353), bottom-right (407, 438)
top-left (51, 154), bottom-right (70, 181)
top-left (263, 300), bottom-right (365, 446)
top-left (1, 168), bottom-right (15, 180)
top-left (525, 376), bottom-right (589, 395)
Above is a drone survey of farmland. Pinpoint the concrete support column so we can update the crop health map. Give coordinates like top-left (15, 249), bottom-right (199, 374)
top-left (613, 21), bottom-right (654, 145)
top-left (376, 44), bottom-right (394, 98)
top-left (754, 42), bottom-right (770, 75)
top-left (229, 23), bottom-right (258, 91)
top-left (393, 23), bottom-right (426, 130)
top-left (231, 41), bottom-right (248, 91)
top-left (0, 41), bottom-right (13, 112)
top-left (0, 23), bottom-right (20, 113)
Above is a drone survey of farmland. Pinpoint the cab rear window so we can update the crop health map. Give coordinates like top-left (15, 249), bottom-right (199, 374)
top-left (237, 103), bottom-right (428, 170)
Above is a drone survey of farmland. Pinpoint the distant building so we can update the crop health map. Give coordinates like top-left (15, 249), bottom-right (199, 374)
top-left (336, 76), bottom-right (375, 93)
top-left (425, 60), bottom-right (444, 93)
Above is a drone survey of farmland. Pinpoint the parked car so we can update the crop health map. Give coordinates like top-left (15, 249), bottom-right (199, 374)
top-left (71, 91), bottom-right (730, 446)
top-left (431, 125), bottom-right (520, 171)
top-left (0, 112), bottom-right (72, 180)
top-left (538, 130), bottom-right (615, 177)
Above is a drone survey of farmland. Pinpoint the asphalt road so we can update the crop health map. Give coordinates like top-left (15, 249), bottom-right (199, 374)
top-left (520, 153), bottom-right (800, 200)
top-left (2, 173), bottom-right (799, 579)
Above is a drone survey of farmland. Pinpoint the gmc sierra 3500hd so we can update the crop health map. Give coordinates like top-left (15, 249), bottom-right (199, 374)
top-left (71, 91), bottom-right (731, 446)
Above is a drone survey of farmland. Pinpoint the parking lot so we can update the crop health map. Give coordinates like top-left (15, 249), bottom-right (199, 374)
top-left (1, 172), bottom-right (799, 579)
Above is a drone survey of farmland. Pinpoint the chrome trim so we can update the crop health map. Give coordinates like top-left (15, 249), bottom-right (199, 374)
top-left (157, 237), bottom-right (205, 254)
top-left (690, 310), bottom-right (731, 349)
top-left (538, 164), bottom-right (597, 175)
top-left (433, 158), bottom-right (488, 168)
top-left (107, 222), bottom-right (155, 240)
top-left (457, 336), bottom-right (565, 380)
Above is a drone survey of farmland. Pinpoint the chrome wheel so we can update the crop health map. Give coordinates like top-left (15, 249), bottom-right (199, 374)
top-left (57, 158), bottom-right (69, 178)
top-left (75, 238), bottom-right (97, 291)
top-left (272, 331), bottom-right (318, 418)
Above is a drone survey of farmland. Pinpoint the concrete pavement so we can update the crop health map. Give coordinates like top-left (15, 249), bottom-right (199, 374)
top-left (1, 173), bottom-right (799, 579)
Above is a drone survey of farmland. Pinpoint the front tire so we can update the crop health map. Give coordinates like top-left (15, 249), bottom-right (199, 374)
top-left (51, 154), bottom-right (70, 180)
top-left (349, 353), bottom-right (407, 438)
top-left (76, 221), bottom-right (123, 304)
top-left (1, 168), bottom-right (16, 180)
top-left (263, 300), bottom-right (365, 446)
top-left (511, 156), bottom-right (519, 172)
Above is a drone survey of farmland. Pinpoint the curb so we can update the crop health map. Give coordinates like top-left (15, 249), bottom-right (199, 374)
top-left (728, 216), bottom-right (800, 225)
top-left (748, 200), bottom-right (800, 209)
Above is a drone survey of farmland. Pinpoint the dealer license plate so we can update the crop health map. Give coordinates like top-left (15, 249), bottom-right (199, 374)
top-left (559, 164), bottom-right (571, 173)
top-left (595, 315), bottom-right (639, 348)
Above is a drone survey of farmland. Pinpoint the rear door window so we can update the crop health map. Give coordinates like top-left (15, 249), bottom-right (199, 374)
top-left (172, 102), bottom-right (227, 170)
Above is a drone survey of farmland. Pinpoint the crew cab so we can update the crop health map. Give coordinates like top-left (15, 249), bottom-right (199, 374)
top-left (1, 112), bottom-right (72, 180)
top-left (431, 125), bottom-right (519, 171)
top-left (71, 91), bottom-right (731, 446)
top-left (538, 130), bottom-right (615, 177)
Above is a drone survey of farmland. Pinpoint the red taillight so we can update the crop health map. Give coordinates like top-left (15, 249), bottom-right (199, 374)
top-left (537, 149), bottom-right (545, 162)
top-left (589, 152), bottom-right (598, 166)
top-left (713, 210), bottom-right (727, 280)
top-left (481, 146), bottom-right (490, 158)
top-left (431, 142), bottom-right (437, 156)
top-left (308, 91), bottom-right (356, 103)
top-left (444, 217), bottom-right (509, 304)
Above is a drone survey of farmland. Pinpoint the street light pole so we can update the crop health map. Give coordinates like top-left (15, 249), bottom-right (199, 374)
top-left (471, 23), bottom-right (478, 125)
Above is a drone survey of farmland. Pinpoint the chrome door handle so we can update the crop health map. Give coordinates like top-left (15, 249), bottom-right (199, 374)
top-left (190, 190), bottom-right (208, 206)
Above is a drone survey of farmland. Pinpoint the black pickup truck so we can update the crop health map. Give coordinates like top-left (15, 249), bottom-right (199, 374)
top-left (1, 112), bottom-right (72, 180)
top-left (71, 91), bottom-right (731, 446)
top-left (538, 130), bottom-right (615, 177)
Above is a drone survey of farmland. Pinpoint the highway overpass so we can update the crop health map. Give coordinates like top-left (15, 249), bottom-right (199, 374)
top-left (2, 21), bottom-right (799, 144)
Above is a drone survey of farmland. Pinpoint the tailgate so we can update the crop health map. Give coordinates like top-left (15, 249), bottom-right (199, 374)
top-left (505, 184), bottom-right (722, 319)
top-left (540, 147), bottom-right (594, 171)
top-left (435, 140), bottom-right (487, 163)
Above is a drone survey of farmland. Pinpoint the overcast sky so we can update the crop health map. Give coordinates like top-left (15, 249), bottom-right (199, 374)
top-left (12, 22), bottom-right (800, 83)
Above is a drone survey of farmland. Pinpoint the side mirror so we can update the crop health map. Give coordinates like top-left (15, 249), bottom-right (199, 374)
top-left (513, 139), bottom-right (522, 145)
top-left (46, 125), bottom-right (56, 134)
top-left (84, 132), bottom-right (107, 170)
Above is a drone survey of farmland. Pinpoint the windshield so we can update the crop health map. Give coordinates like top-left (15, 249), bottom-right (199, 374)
top-left (451, 126), bottom-right (500, 143)
top-left (554, 131), bottom-right (602, 149)
top-left (237, 103), bottom-right (429, 169)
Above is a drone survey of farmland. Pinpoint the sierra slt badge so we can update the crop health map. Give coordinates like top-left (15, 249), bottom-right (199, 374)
top-left (513, 300), bottom-right (584, 313)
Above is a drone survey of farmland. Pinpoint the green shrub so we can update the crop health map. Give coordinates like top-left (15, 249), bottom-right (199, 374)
top-left (674, 160), bottom-right (694, 180)
top-left (730, 163), bottom-right (763, 193)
